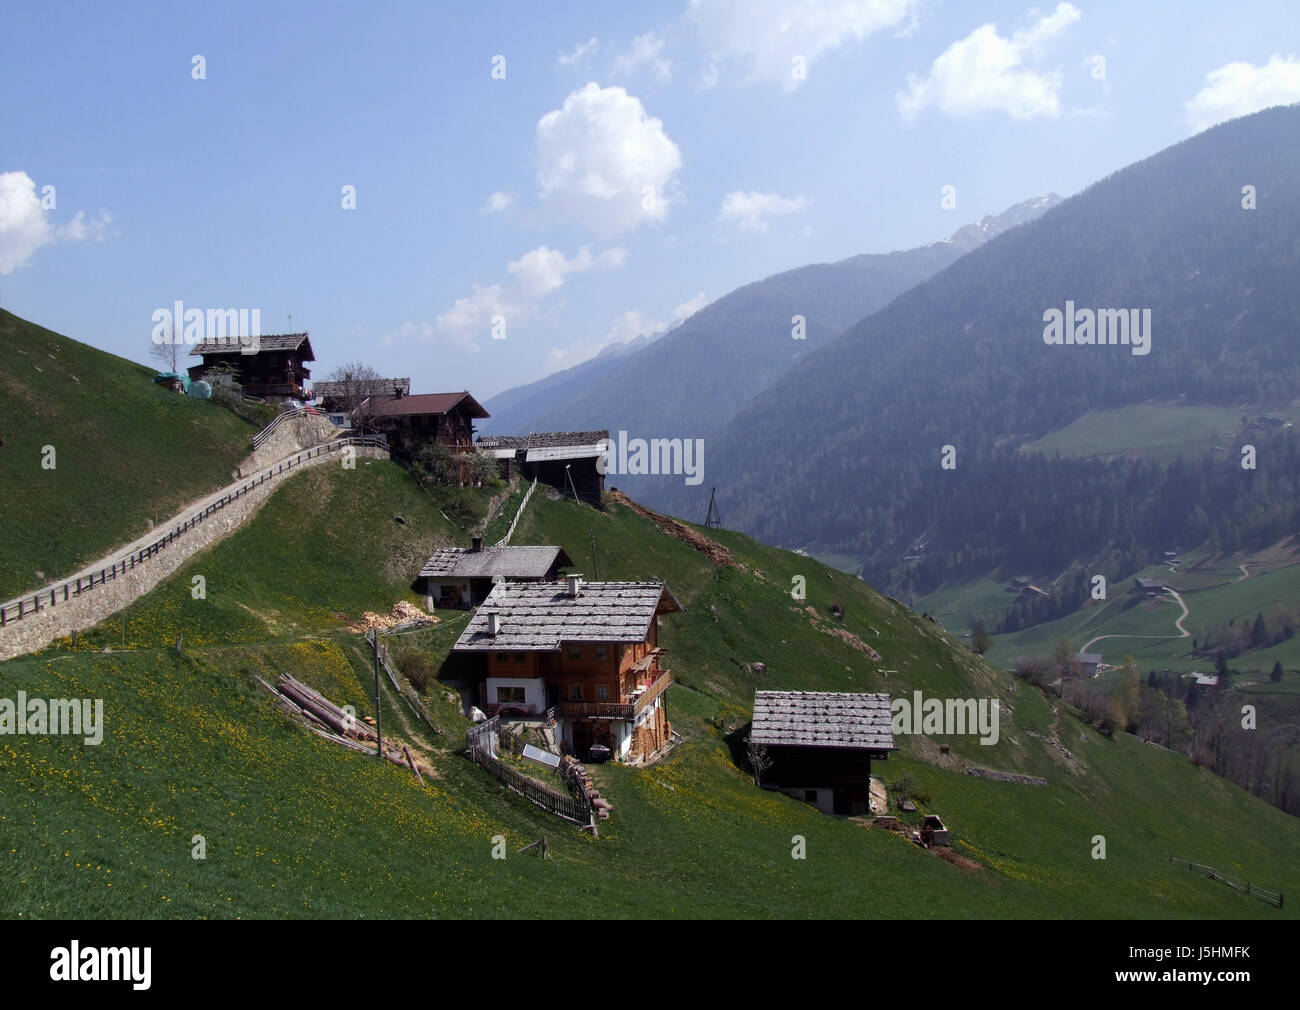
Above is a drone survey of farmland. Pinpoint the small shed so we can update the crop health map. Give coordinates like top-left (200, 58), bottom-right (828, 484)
top-left (750, 690), bottom-right (896, 816)
top-left (418, 541), bottom-right (573, 609)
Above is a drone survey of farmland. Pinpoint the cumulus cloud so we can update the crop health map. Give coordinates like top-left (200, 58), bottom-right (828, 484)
top-left (506, 243), bottom-right (626, 297)
top-left (897, 3), bottom-right (1081, 121)
top-left (613, 31), bottom-right (673, 82)
top-left (1185, 55), bottom-right (1300, 132)
top-left (433, 284), bottom-right (518, 351)
top-left (688, 0), bottom-right (918, 91)
top-left (0, 171), bottom-right (113, 275)
top-left (481, 190), bottom-right (513, 213)
top-left (717, 190), bottom-right (809, 232)
top-left (559, 37), bottom-right (599, 67)
top-left (535, 83), bottom-right (683, 235)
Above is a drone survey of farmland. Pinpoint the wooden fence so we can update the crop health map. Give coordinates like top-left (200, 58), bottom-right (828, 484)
top-left (0, 434), bottom-right (387, 628)
top-left (1170, 857), bottom-right (1283, 908)
top-left (492, 478), bottom-right (538, 547)
top-left (465, 716), bottom-right (591, 826)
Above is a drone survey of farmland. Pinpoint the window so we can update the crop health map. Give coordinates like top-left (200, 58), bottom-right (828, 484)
top-left (567, 644), bottom-right (581, 660)
top-left (514, 652), bottom-right (526, 663)
top-left (596, 684), bottom-right (609, 701)
top-left (496, 653), bottom-right (509, 663)
top-left (496, 686), bottom-right (525, 704)
top-left (804, 790), bottom-right (818, 804)
top-left (569, 684), bottom-right (583, 701)
top-left (595, 645), bottom-right (609, 661)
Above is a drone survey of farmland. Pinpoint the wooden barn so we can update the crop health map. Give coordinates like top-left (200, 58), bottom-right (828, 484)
top-left (476, 430), bottom-right (608, 505)
top-left (750, 690), bottom-right (895, 816)
top-left (187, 332), bottom-right (315, 404)
top-left (453, 576), bottom-right (683, 764)
top-left (418, 540), bottom-right (573, 609)
top-left (370, 390), bottom-right (489, 457)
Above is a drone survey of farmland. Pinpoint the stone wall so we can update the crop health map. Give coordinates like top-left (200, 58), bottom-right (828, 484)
top-left (236, 413), bottom-right (341, 478)
top-left (0, 445), bottom-right (388, 661)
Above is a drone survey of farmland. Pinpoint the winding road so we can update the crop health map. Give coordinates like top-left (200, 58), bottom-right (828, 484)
top-left (1080, 586), bottom-right (1191, 656)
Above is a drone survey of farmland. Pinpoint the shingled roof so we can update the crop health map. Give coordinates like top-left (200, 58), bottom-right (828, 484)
top-left (477, 430), bottom-right (609, 460)
top-left (190, 332), bottom-right (314, 357)
top-left (418, 545), bottom-right (574, 580)
top-left (453, 580), bottom-right (682, 651)
top-left (751, 691), bottom-right (896, 751)
top-left (315, 377), bottom-right (409, 400)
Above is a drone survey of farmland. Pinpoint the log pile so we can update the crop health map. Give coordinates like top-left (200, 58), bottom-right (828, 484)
top-left (562, 757), bottom-right (611, 821)
top-left (257, 674), bottom-right (435, 785)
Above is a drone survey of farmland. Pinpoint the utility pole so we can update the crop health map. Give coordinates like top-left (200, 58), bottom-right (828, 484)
top-left (589, 530), bottom-right (599, 581)
top-left (370, 630), bottom-right (383, 759)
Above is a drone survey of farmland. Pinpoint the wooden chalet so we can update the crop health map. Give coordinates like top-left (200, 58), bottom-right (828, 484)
top-left (1132, 577), bottom-right (1166, 598)
top-left (418, 540), bottom-right (574, 609)
top-left (453, 577), bottom-right (683, 763)
top-left (187, 332), bottom-right (315, 404)
top-left (750, 690), bottom-right (895, 816)
top-left (477, 430), bottom-right (608, 505)
top-left (370, 390), bottom-right (488, 456)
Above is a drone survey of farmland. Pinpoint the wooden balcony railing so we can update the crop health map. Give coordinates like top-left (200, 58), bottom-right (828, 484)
top-left (558, 670), bottom-right (673, 721)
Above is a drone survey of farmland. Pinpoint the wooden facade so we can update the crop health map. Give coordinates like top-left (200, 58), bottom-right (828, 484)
top-left (454, 579), bottom-right (683, 764)
top-left (188, 333), bottom-right (315, 403)
top-left (371, 391), bottom-right (488, 457)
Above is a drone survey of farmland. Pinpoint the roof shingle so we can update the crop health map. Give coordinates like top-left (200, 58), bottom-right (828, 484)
top-left (751, 690), bottom-right (896, 751)
top-left (453, 580), bottom-right (682, 651)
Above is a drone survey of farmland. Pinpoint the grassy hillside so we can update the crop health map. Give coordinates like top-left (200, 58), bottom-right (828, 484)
top-left (3, 471), bottom-right (1298, 919)
top-left (0, 310), bottom-right (257, 600)
top-left (1021, 405), bottom-right (1252, 463)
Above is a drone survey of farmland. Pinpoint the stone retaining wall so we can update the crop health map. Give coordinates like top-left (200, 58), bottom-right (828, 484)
top-left (0, 446), bottom-right (388, 661)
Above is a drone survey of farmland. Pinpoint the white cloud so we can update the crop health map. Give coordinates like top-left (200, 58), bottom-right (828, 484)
top-left (58, 209), bottom-right (113, 242)
top-left (559, 37), bottom-right (599, 67)
top-left (717, 190), bottom-right (809, 232)
top-left (506, 243), bottom-right (626, 297)
top-left (671, 291), bottom-right (707, 323)
top-left (0, 171), bottom-right (113, 275)
top-left (613, 31), bottom-right (673, 82)
top-left (481, 190), bottom-right (513, 213)
top-left (688, 0), bottom-right (919, 91)
top-left (0, 171), bottom-right (52, 274)
top-left (1185, 55), bottom-right (1300, 132)
top-left (379, 319), bottom-right (434, 349)
top-left (535, 83), bottom-right (683, 235)
top-left (897, 3), bottom-right (1081, 121)
top-left (434, 284), bottom-right (518, 351)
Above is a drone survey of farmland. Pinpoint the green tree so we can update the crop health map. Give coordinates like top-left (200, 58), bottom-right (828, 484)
top-left (1272, 661), bottom-right (1285, 683)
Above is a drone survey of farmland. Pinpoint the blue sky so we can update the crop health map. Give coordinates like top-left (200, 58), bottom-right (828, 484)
top-left (3, 1), bottom-right (1298, 400)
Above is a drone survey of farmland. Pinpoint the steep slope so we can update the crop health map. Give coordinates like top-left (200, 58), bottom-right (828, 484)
top-left (0, 310), bottom-right (258, 600)
top-left (674, 105), bottom-right (1300, 583)
top-left (3, 467), bottom-right (1297, 919)
top-left (484, 196), bottom-right (1062, 452)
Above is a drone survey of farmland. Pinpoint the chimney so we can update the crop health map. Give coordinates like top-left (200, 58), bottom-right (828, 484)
top-left (566, 573), bottom-right (583, 598)
top-left (471, 536), bottom-right (483, 553)
top-left (486, 612), bottom-right (500, 636)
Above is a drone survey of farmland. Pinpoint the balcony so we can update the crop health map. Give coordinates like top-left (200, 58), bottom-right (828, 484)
top-left (559, 670), bottom-right (673, 721)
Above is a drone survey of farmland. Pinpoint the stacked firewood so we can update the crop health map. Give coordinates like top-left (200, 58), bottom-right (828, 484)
top-left (562, 757), bottom-right (612, 821)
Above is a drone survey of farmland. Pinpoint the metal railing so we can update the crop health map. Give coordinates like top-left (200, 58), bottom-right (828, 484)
top-left (251, 405), bottom-right (323, 450)
top-left (0, 434), bottom-right (388, 629)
